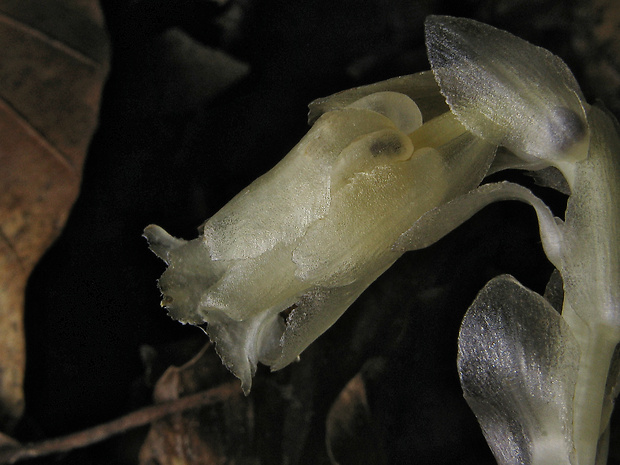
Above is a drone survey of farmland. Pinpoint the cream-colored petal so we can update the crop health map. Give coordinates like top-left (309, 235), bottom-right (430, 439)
top-left (308, 71), bottom-right (448, 124)
top-left (202, 109), bottom-right (398, 261)
top-left (345, 91), bottom-right (423, 133)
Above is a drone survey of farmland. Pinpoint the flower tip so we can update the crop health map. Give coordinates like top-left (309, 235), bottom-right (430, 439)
top-left (424, 15), bottom-right (590, 167)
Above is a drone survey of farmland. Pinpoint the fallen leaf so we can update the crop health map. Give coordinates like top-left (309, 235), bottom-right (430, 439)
top-left (325, 358), bottom-right (388, 465)
top-left (0, 0), bottom-right (109, 430)
top-left (139, 344), bottom-right (256, 465)
top-left (0, 430), bottom-right (19, 449)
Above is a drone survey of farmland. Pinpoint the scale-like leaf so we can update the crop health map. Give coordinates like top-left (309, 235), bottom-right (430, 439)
top-left (425, 15), bottom-right (589, 166)
top-left (458, 275), bottom-right (579, 465)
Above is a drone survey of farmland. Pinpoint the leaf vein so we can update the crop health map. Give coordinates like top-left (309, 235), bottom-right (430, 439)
top-left (0, 11), bottom-right (102, 69)
top-left (0, 97), bottom-right (79, 174)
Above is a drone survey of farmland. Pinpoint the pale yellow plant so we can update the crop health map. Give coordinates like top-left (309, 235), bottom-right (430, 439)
top-left (144, 72), bottom-right (495, 393)
top-left (144, 15), bottom-right (620, 465)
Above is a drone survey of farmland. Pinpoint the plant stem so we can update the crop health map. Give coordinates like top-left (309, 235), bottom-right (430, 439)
top-left (0, 381), bottom-right (241, 464)
top-left (563, 304), bottom-right (618, 465)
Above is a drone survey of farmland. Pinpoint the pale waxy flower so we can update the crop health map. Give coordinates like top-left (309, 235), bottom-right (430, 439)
top-left (144, 16), bottom-right (619, 465)
top-left (144, 71), bottom-right (495, 393)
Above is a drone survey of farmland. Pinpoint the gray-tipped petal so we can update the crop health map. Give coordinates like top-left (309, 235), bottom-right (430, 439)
top-left (425, 15), bottom-right (589, 166)
top-left (458, 274), bottom-right (579, 465)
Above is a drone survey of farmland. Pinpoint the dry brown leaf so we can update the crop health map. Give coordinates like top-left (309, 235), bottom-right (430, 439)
top-left (325, 360), bottom-right (388, 465)
top-left (0, 0), bottom-right (109, 430)
top-left (139, 344), bottom-right (256, 465)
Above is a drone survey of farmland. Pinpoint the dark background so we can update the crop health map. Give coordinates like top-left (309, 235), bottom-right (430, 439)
top-left (18, 0), bottom-right (620, 463)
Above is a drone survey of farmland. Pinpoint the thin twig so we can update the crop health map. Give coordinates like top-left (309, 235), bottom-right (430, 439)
top-left (0, 381), bottom-right (241, 464)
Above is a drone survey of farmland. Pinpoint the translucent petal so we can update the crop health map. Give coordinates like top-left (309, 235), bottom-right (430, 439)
top-left (202, 109), bottom-right (397, 261)
top-left (204, 310), bottom-right (285, 394)
top-left (345, 91), bottom-right (423, 133)
top-left (308, 71), bottom-right (448, 124)
top-left (198, 240), bottom-right (302, 321)
top-left (272, 281), bottom-right (373, 371)
top-left (393, 182), bottom-right (563, 270)
top-left (143, 224), bottom-right (189, 264)
top-left (143, 227), bottom-right (227, 325)
top-left (425, 15), bottom-right (589, 165)
top-left (526, 167), bottom-right (571, 196)
top-left (293, 129), bottom-right (494, 286)
top-left (293, 148), bottom-right (443, 287)
top-left (330, 127), bottom-right (414, 192)
top-left (486, 148), bottom-right (549, 178)
top-left (595, 427), bottom-right (611, 465)
top-left (542, 269), bottom-right (564, 313)
top-left (600, 346), bottom-right (620, 434)
top-left (458, 275), bottom-right (579, 465)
